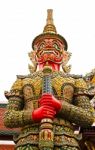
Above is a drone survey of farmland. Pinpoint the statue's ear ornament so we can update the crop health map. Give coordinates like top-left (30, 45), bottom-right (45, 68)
top-left (61, 50), bottom-right (72, 73)
top-left (62, 51), bottom-right (72, 65)
top-left (28, 50), bottom-right (37, 73)
top-left (62, 64), bottom-right (71, 73)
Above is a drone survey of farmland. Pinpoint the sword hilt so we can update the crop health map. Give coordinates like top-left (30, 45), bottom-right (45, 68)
top-left (39, 66), bottom-right (54, 150)
top-left (42, 66), bottom-right (52, 94)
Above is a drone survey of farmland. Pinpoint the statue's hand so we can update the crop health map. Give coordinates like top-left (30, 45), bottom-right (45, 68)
top-left (39, 94), bottom-right (62, 113)
top-left (32, 106), bottom-right (56, 122)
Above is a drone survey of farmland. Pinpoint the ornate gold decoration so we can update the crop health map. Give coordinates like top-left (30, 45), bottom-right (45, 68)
top-left (32, 9), bottom-right (68, 51)
top-left (75, 78), bottom-right (87, 89)
top-left (43, 9), bottom-right (57, 34)
top-left (28, 51), bottom-right (37, 73)
top-left (62, 51), bottom-right (72, 73)
top-left (11, 79), bottom-right (23, 90)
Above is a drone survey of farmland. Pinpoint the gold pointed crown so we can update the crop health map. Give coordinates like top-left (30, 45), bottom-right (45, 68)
top-left (43, 9), bottom-right (57, 34)
top-left (32, 9), bottom-right (68, 50)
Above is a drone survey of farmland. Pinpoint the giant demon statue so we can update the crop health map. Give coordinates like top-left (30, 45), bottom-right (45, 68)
top-left (4, 9), bottom-right (95, 150)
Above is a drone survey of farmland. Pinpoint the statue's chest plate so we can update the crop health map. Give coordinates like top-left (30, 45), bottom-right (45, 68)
top-left (23, 72), bottom-right (75, 108)
top-left (52, 75), bottom-right (75, 102)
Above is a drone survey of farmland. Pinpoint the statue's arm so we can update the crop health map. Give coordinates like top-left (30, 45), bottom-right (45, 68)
top-left (4, 79), bottom-right (33, 128)
top-left (58, 78), bottom-right (94, 127)
top-left (59, 95), bottom-right (94, 127)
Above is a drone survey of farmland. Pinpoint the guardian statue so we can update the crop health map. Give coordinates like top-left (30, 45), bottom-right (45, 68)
top-left (4, 10), bottom-right (95, 150)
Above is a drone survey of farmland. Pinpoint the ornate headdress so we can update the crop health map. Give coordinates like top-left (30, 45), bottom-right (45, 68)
top-left (32, 9), bottom-right (68, 51)
top-left (29, 9), bottom-right (71, 73)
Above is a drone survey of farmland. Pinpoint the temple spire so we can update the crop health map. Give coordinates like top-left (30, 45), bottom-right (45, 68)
top-left (43, 9), bottom-right (57, 34)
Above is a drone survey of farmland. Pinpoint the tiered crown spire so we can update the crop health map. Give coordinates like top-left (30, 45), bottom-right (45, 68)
top-left (43, 9), bottom-right (57, 34)
top-left (32, 9), bottom-right (68, 51)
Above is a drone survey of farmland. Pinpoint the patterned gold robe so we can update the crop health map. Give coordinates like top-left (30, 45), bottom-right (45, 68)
top-left (4, 71), bottom-right (94, 150)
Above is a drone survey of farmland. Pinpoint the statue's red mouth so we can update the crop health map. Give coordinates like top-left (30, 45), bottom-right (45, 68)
top-left (37, 49), bottom-right (59, 57)
top-left (36, 50), bottom-right (63, 64)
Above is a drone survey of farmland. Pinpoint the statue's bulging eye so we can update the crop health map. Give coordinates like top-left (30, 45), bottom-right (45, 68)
top-left (39, 43), bottom-right (45, 49)
top-left (53, 43), bottom-right (60, 50)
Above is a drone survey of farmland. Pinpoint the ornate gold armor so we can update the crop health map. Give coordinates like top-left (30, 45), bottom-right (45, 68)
top-left (4, 71), bottom-right (94, 149)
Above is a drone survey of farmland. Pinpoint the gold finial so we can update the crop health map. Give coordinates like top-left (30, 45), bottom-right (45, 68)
top-left (43, 9), bottom-right (57, 34)
top-left (47, 9), bottom-right (53, 25)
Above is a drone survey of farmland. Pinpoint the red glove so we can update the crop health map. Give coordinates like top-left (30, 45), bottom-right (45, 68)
top-left (32, 105), bottom-right (56, 122)
top-left (39, 94), bottom-right (62, 113)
